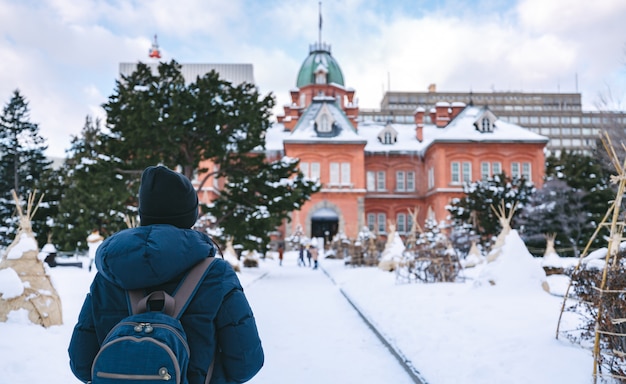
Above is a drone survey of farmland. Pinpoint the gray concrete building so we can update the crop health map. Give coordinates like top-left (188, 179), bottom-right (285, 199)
top-left (358, 85), bottom-right (626, 155)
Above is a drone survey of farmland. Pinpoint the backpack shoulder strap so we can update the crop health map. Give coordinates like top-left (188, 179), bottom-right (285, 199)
top-left (171, 256), bottom-right (216, 319)
top-left (128, 257), bottom-right (216, 318)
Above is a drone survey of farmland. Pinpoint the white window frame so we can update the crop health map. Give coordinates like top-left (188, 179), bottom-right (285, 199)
top-left (341, 162), bottom-right (351, 185)
top-left (330, 162), bottom-right (340, 184)
top-left (367, 213), bottom-right (376, 231)
top-left (367, 171), bottom-right (376, 191)
top-left (451, 162), bottom-right (460, 184)
top-left (377, 171), bottom-right (386, 191)
top-left (481, 162), bottom-right (490, 180)
top-left (396, 171), bottom-right (405, 191)
top-left (300, 161), bottom-right (309, 179)
top-left (407, 171), bottom-right (415, 192)
top-left (462, 161), bottom-right (472, 183)
top-left (397, 213), bottom-right (406, 233)
top-left (522, 162), bottom-right (531, 180)
top-left (511, 162), bottom-right (521, 178)
top-left (311, 162), bottom-right (320, 180)
top-left (377, 213), bottom-right (386, 233)
top-left (492, 162), bottom-right (502, 176)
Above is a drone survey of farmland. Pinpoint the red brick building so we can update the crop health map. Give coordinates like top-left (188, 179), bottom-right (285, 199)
top-left (267, 42), bottom-right (547, 243)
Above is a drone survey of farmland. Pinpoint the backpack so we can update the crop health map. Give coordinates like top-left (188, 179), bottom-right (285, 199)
top-left (91, 257), bottom-right (215, 384)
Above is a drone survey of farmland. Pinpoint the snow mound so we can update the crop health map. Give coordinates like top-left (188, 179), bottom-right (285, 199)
top-left (476, 230), bottom-right (547, 292)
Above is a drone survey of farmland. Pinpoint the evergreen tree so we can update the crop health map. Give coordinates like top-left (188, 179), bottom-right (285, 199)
top-left (518, 179), bottom-right (589, 257)
top-left (53, 116), bottom-right (131, 251)
top-left (447, 173), bottom-right (535, 248)
top-left (0, 90), bottom-right (52, 246)
top-left (102, 61), bottom-right (319, 250)
top-left (543, 151), bottom-right (614, 251)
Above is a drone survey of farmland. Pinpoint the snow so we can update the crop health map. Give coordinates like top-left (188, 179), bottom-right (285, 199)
top-left (0, 238), bottom-right (594, 383)
top-left (6, 233), bottom-right (38, 259)
top-left (0, 267), bottom-right (24, 299)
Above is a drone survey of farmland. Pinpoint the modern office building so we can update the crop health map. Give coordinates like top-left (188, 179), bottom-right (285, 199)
top-left (359, 86), bottom-right (626, 155)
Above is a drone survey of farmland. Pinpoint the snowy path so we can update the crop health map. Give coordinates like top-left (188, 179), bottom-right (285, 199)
top-left (241, 255), bottom-right (417, 384)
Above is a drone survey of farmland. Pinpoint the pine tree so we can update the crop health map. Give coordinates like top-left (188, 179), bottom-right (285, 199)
top-left (543, 150), bottom-right (614, 251)
top-left (102, 60), bottom-right (319, 251)
top-left (52, 116), bottom-right (131, 251)
top-left (447, 173), bottom-right (535, 248)
top-left (518, 179), bottom-right (589, 257)
top-left (0, 90), bottom-right (52, 246)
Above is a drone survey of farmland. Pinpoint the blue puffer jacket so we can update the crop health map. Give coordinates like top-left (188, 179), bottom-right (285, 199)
top-left (68, 224), bottom-right (264, 384)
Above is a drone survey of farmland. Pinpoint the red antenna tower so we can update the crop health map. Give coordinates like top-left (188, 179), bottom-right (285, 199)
top-left (148, 34), bottom-right (161, 59)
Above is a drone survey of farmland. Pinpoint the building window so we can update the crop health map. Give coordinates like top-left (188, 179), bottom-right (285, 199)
top-left (330, 162), bottom-right (339, 184)
top-left (396, 171), bottom-right (405, 191)
top-left (367, 213), bottom-right (376, 231)
top-left (301, 162), bottom-right (309, 178)
top-left (451, 162), bottom-right (460, 184)
top-left (428, 167), bottom-right (434, 189)
top-left (481, 118), bottom-right (490, 132)
top-left (311, 162), bottom-right (320, 180)
top-left (367, 171), bottom-right (375, 191)
top-left (377, 171), bottom-right (386, 191)
top-left (462, 162), bottom-right (471, 183)
top-left (407, 171), bottom-right (415, 191)
top-left (522, 162), bottom-right (531, 180)
top-left (341, 162), bottom-right (350, 185)
top-left (397, 213), bottom-right (407, 233)
top-left (383, 131), bottom-right (393, 144)
top-left (511, 162), bottom-right (521, 178)
top-left (319, 114), bottom-right (331, 132)
top-left (481, 162), bottom-right (490, 180)
top-left (377, 213), bottom-right (386, 233)
top-left (492, 162), bottom-right (502, 176)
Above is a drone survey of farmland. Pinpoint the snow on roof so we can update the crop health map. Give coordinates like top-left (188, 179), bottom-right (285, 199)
top-left (267, 105), bottom-right (548, 155)
top-left (283, 98), bottom-right (365, 144)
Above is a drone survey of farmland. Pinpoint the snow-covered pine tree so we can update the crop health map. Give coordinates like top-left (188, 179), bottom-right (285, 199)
top-left (0, 90), bottom-right (52, 247)
top-left (447, 172), bottom-right (534, 249)
top-left (53, 116), bottom-right (130, 251)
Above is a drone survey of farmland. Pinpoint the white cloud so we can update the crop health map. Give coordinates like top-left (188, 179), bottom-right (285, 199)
top-left (1, 0), bottom-right (626, 157)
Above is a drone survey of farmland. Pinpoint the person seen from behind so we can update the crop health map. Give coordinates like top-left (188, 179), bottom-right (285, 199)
top-left (310, 245), bottom-right (319, 269)
top-left (68, 165), bottom-right (264, 384)
top-left (86, 228), bottom-right (104, 272)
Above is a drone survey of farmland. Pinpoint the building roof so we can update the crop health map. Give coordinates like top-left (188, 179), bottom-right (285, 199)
top-left (283, 96), bottom-right (364, 144)
top-left (296, 43), bottom-right (345, 88)
top-left (119, 62), bottom-right (255, 85)
top-left (266, 104), bottom-right (548, 154)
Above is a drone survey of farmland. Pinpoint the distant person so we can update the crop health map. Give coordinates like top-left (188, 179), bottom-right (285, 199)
top-left (69, 165), bottom-right (264, 384)
top-left (278, 245), bottom-right (284, 266)
top-left (310, 245), bottom-right (319, 270)
top-left (298, 245), bottom-right (306, 267)
top-left (306, 245), bottom-right (312, 267)
top-left (86, 228), bottom-right (103, 272)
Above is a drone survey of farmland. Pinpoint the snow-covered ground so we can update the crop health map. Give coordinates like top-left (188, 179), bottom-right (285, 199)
top-left (0, 230), bottom-right (595, 383)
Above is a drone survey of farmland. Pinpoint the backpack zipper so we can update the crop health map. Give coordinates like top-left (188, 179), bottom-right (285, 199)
top-left (96, 366), bottom-right (172, 380)
top-left (108, 321), bottom-right (190, 356)
top-left (92, 336), bottom-right (181, 383)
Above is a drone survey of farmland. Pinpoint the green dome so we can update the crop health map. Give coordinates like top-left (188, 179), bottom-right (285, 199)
top-left (296, 43), bottom-right (345, 88)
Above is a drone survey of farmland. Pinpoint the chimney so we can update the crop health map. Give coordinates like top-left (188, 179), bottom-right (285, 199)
top-left (346, 88), bottom-right (355, 105)
top-left (290, 89), bottom-right (300, 105)
top-left (435, 101), bottom-right (451, 128)
top-left (450, 102), bottom-right (466, 120)
top-left (414, 107), bottom-right (425, 142)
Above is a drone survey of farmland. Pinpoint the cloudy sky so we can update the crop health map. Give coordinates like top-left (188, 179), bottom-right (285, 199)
top-left (1, 0), bottom-right (626, 158)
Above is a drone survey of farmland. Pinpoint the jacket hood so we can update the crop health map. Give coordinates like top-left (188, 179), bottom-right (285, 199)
top-left (95, 224), bottom-right (216, 290)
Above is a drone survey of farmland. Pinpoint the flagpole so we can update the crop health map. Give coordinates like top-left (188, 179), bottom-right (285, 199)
top-left (318, 1), bottom-right (322, 45)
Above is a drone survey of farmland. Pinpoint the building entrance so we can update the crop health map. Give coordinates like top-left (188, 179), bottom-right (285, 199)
top-left (311, 208), bottom-right (339, 243)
